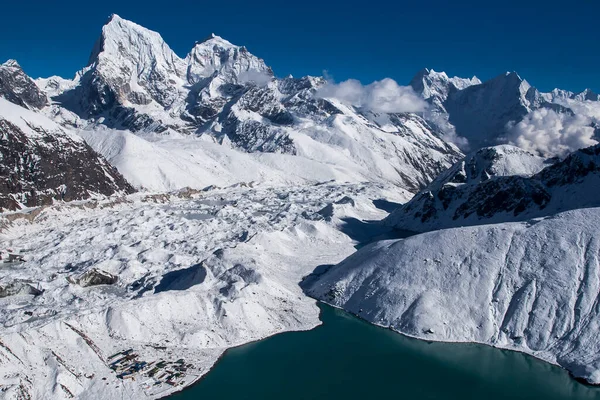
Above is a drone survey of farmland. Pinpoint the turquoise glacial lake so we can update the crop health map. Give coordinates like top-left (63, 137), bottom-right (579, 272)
top-left (171, 303), bottom-right (600, 399)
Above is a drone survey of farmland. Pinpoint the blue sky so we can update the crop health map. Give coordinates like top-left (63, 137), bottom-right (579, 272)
top-left (1, 0), bottom-right (598, 93)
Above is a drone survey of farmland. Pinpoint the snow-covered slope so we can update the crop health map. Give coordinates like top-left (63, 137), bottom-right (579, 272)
top-left (77, 127), bottom-right (372, 192)
top-left (385, 144), bottom-right (600, 232)
top-left (0, 99), bottom-right (134, 211)
top-left (305, 206), bottom-right (600, 384)
top-left (0, 182), bottom-right (406, 399)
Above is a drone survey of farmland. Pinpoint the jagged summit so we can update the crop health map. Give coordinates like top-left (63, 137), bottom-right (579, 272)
top-left (2, 59), bottom-right (20, 68)
top-left (0, 59), bottom-right (48, 110)
top-left (89, 13), bottom-right (184, 71)
top-left (577, 88), bottom-right (599, 101)
top-left (107, 13), bottom-right (121, 22)
top-left (410, 67), bottom-right (481, 103)
top-left (195, 33), bottom-right (230, 45)
top-left (186, 34), bottom-right (270, 83)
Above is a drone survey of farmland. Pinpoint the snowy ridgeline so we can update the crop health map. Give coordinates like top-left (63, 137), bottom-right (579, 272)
top-left (0, 183), bottom-right (406, 399)
top-left (385, 144), bottom-right (600, 232)
top-left (306, 207), bottom-right (600, 384)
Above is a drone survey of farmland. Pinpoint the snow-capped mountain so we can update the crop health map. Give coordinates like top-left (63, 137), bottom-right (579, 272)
top-left (410, 67), bottom-right (481, 109)
top-left (0, 60), bottom-right (48, 110)
top-left (6, 14), bottom-right (594, 196)
top-left (385, 143), bottom-right (600, 232)
top-left (0, 99), bottom-right (134, 211)
top-left (411, 68), bottom-right (599, 151)
top-left (543, 87), bottom-right (600, 102)
top-left (23, 14), bottom-right (462, 192)
top-left (1, 12), bottom-right (600, 400)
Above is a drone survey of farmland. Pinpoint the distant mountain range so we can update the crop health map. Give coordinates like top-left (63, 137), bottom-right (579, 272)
top-left (0, 14), bottom-right (598, 208)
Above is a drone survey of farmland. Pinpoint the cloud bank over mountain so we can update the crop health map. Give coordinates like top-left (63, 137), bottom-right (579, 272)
top-left (316, 78), bottom-right (426, 113)
top-left (508, 108), bottom-right (598, 157)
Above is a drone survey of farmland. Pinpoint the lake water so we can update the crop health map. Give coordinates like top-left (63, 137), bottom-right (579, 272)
top-left (171, 303), bottom-right (600, 400)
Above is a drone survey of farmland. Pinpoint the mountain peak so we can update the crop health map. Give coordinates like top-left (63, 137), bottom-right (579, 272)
top-left (579, 88), bottom-right (599, 101)
top-left (492, 71), bottom-right (530, 91)
top-left (194, 33), bottom-right (236, 49)
top-left (410, 67), bottom-right (480, 101)
top-left (186, 35), bottom-right (270, 84)
top-left (106, 13), bottom-right (122, 23)
top-left (2, 59), bottom-right (21, 69)
top-left (503, 71), bottom-right (525, 82)
top-left (87, 13), bottom-right (185, 76)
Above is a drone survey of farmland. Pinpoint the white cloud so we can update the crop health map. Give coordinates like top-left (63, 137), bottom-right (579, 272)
top-left (425, 111), bottom-right (470, 150)
top-left (316, 78), bottom-right (426, 114)
top-left (554, 98), bottom-right (600, 121)
top-left (238, 69), bottom-right (273, 87)
top-left (508, 108), bottom-right (598, 157)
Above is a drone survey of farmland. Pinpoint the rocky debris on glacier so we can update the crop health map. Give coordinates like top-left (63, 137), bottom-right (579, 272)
top-left (305, 206), bottom-right (600, 384)
top-left (385, 143), bottom-right (600, 233)
top-left (0, 281), bottom-right (43, 298)
top-left (0, 99), bottom-right (135, 211)
top-left (0, 182), bottom-right (407, 399)
top-left (68, 268), bottom-right (119, 287)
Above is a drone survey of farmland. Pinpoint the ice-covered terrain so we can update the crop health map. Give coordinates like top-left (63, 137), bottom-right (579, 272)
top-left (305, 206), bottom-right (600, 384)
top-left (0, 182), bottom-right (408, 399)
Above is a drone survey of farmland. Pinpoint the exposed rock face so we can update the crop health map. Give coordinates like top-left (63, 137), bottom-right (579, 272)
top-left (443, 72), bottom-right (537, 148)
top-left (426, 145), bottom-right (551, 189)
top-left (386, 144), bottom-right (600, 232)
top-left (0, 60), bottom-right (48, 110)
top-left (0, 282), bottom-right (43, 298)
top-left (69, 268), bottom-right (118, 287)
top-left (0, 99), bottom-right (134, 211)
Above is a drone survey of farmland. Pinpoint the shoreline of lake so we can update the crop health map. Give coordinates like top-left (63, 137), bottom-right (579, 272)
top-left (167, 302), bottom-right (600, 399)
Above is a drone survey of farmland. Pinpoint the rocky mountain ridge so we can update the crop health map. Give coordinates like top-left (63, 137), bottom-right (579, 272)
top-left (385, 143), bottom-right (600, 232)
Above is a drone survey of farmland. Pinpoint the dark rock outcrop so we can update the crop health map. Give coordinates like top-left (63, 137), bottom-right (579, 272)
top-left (0, 60), bottom-right (48, 110)
top-left (0, 102), bottom-right (135, 211)
top-left (69, 268), bottom-right (118, 287)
